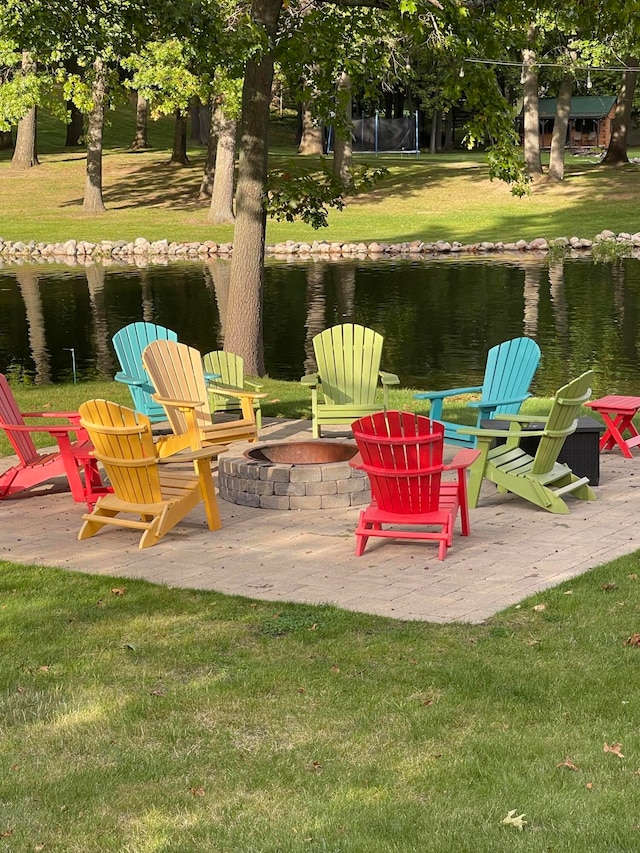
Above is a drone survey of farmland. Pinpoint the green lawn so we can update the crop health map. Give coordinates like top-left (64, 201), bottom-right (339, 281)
top-left (1, 104), bottom-right (640, 246)
top-left (2, 554), bottom-right (640, 852)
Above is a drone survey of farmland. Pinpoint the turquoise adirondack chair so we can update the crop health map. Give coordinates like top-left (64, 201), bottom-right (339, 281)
top-left (461, 370), bottom-right (597, 514)
top-left (301, 324), bottom-right (400, 438)
top-left (414, 337), bottom-right (541, 447)
top-left (202, 350), bottom-right (263, 430)
top-left (113, 322), bottom-right (178, 423)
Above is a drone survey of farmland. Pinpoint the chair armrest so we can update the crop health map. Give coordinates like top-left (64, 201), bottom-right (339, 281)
top-left (459, 425), bottom-right (546, 439)
top-left (205, 382), bottom-right (267, 401)
top-left (490, 413), bottom-right (548, 424)
top-left (414, 385), bottom-right (482, 401)
top-left (158, 446), bottom-right (225, 463)
top-left (21, 411), bottom-right (80, 421)
top-left (379, 371), bottom-right (400, 386)
top-left (114, 371), bottom-right (145, 387)
top-left (244, 379), bottom-right (264, 391)
top-left (467, 393), bottom-right (532, 410)
top-left (444, 449), bottom-right (481, 471)
top-left (301, 373), bottom-right (319, 387)
top-left (2, 423), bottom-right (79, 435)
top-left (152, 394), bottom-right (202, 410)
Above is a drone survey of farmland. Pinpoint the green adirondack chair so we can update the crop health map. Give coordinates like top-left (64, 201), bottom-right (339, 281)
top-left (113, 322), bottom-right (178, 423)
top-left (301, 324), bottom-right (400, 438)
top-left (202, 350), bottom-right (263, 430)
top-left (460, 370), bottom-right (597, 514)
top-left (414, 337), bottom-right (541, 447)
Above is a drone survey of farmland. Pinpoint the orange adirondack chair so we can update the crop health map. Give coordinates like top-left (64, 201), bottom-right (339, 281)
top-left (350, 411), bottom-right (479, 560)
top-left (0, 373), bottom-right (108, 508)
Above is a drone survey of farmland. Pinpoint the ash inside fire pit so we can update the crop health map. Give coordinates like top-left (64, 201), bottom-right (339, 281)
top-left (245, 441), bottom-right (358, 465)
top-left (218, 439), bottom-right (369, 510)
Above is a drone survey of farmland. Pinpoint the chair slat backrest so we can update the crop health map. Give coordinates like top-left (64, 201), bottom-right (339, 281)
top-left (142, 339), bottom-right (211, 436)
top-left (0, 374), bottom-right (39, 464)
top-left (113, 323), bottom-right (178, 417)
top-left (530, 370), bottom-right (594, 476)
top-left (352, 411), bottom-right (444, 515)
top-left (314, 324), bottom-right (383, 407)
top-left (78, 399), bottom-right (162, 504)
top-left (480, 337), bottom-right (541, 418)
top-left (203, 350), bottom-right (244, 410)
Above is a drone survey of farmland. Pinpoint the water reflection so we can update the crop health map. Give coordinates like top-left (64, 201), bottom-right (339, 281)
top-left (1, 255), bottom-right (640, 397)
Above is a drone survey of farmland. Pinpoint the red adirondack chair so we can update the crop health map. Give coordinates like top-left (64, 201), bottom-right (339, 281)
top-left (350, 411), bottom-right (480, 560)
top-left (0, 374), bottom-right (108, 508)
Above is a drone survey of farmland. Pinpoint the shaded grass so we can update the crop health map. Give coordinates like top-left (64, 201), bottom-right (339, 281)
top-left (2, 555), bottom-right (640, 851)
top-left (1, 103), bottom-right (640, 247)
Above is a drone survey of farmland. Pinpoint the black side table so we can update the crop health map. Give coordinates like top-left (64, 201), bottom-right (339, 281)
top-left (480, 416), bottom-right (605, 485)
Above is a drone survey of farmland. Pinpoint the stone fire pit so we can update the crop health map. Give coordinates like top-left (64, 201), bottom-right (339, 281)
top-left (218, 440), bottom-right (370, 510)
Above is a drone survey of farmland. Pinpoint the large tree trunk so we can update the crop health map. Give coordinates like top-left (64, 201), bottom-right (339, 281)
top-left (602, 59), bottom-right (638, 166)
top-left (548, 74), bottom-right (572, 181)
top-left (333, 71), bottom-right (353, 183)
top-left (208, 109), bottom-right (237, 223)
top-left (298, 103), bottom-right (323, 154)
top-left (522, 33), bottom-right (542, 176)
top-left (11, 52), bottom-right (39, 170)
top-left (225, 0), bottom-right (284, 376)
top-left (65, 101), bottom-right (84, 146)
top-left (83, 58), bottom-right (106, 213)
top-left (131, 92), bottom-right (149, 150)
top-left (170, 110), bottom-right (190, 164)
top-left (199, 102), bottom-right (218, 199)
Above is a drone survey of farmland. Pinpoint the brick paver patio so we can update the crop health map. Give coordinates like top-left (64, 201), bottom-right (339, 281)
top-left (2, 417), bottom-right (639, 623)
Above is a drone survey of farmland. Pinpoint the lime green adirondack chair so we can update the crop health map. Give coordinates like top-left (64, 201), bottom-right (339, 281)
top-left (301, 324), bottom-right (400, 438)
top-left (202, 351), bottom-right (263, 430)
top-left (461, 370), bottom-right (596, 514)
top-left (414, 337), bottom-right (541, 448)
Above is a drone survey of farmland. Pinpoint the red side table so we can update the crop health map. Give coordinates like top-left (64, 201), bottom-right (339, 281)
top-left (585, 395), bottom-right (640, 459)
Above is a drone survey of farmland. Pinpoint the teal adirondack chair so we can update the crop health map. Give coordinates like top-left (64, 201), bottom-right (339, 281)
top-left (202, 350), bottom-right (263, 430)
top-left (414, 337), bottom-right (541, 447)
top-left (301, 324), bottom-right (400, 438)
top-left (113, 322), bottom-right (178, 423)
top-left (461, 370), bottom-right (597, 514)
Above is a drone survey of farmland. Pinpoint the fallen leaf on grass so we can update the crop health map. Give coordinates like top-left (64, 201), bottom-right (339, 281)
top-left (150, 689), bottom-right (165, 697)
top-left (0, 830), bottom-right (13, 838)
top-left (111, 587), bottom-right (126, 596)
top-left (604, 742), bottom-right (624, 758)
top-left (500, 810), bottom-right (527, 830)
top-left (311, 761), bottom-right (323, 773)
top-left (628, 574), bottom-right (638, 581)
top-left (625, 634), bottom-right (640, 647)
top-left (532, 604), bottom-right (546, 612)
top-left (190, 787), bottom-right (205, 797)
top-left (330, 664), bottom-right (340, 673)
top-left (556, 757), bottom-right (580, 771)
top-left (586, 782), bottom-right (593, 790)
top-left (601, 582), bottom-right (617, 591)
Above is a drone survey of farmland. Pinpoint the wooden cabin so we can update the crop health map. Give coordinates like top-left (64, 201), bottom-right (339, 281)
top-left (535, 96), bottom-right (617, 149)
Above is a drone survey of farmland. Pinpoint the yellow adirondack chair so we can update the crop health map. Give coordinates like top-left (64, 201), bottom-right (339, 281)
top-left (77, 399), bottom-right (223, 549)
top-left (301, 324), bottom-right (400, 438)
top-left (202, 350), bottom-right (263, 430)
top-left (142, 339), bottom-right (266, 457)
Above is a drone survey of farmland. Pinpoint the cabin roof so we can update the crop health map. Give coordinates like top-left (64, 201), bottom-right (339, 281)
top-left (537, 96), bottom-right (616, 119)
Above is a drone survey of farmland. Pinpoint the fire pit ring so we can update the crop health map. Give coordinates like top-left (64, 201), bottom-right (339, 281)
top-left (218, 439), bottom-right (370, 510)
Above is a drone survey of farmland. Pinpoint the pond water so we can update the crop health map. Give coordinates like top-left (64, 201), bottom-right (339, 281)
top-left (1, 255), bottom-right (638, 397)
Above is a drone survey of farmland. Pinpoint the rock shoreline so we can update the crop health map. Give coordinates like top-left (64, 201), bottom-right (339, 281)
top-left (0, 230), bottom-right (639, 265)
